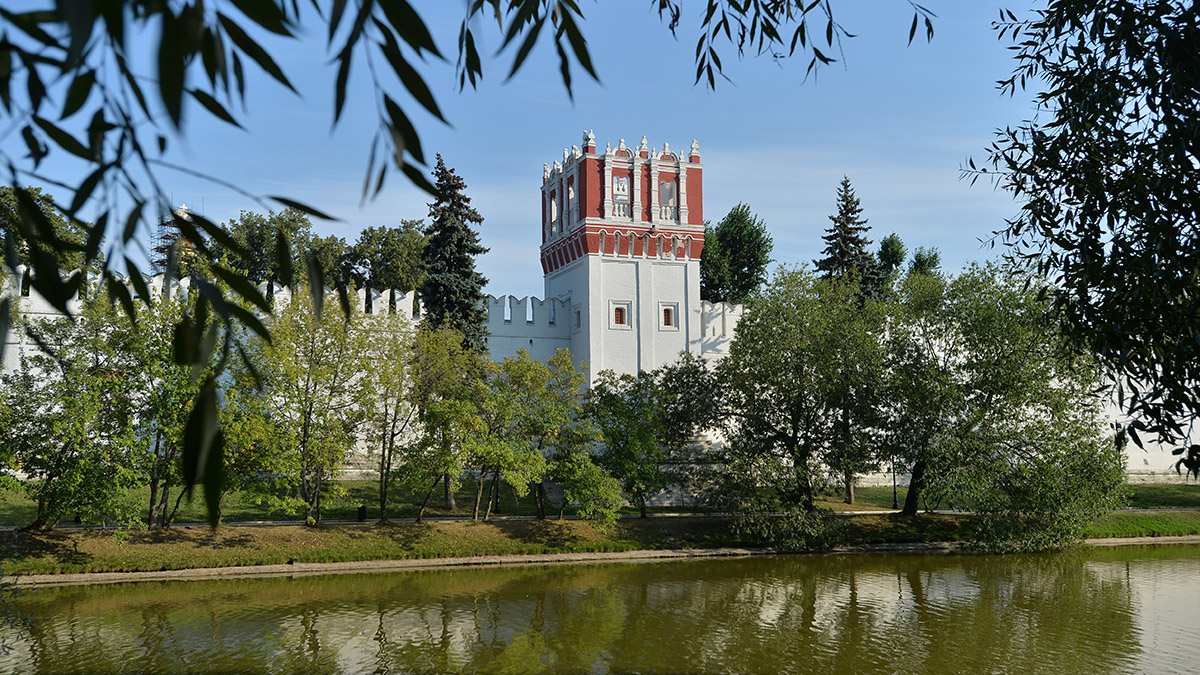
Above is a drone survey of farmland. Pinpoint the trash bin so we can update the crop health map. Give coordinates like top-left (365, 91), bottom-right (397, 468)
top-left (357, 505), bottom-right (367, 522)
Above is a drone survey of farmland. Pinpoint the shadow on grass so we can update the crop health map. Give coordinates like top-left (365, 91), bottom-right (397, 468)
top-left (0, 529), bottom-right (94, 569)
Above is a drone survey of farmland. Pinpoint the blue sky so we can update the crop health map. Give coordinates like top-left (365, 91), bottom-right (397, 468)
top-left (8, 2), bottom-right (1036, 299)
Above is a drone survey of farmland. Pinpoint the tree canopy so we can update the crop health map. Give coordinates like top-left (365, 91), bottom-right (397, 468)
top-left (979, 1), bottom-right (1200, 445)
top-left (700, 203), bottom-right (774, 303)
top-left (814, 177), bottom-right (883, 299)
top-left (420, 156), bottom-right (489, 353)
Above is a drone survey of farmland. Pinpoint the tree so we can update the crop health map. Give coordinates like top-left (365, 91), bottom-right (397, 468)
top-left (979, 1), bottom-right (1200, 445)
top-left (216, 208), bottom-right (314, 297)
top-left (878, 233), bottom-right (907, 277)
top-left (700, 203), bottom-right (773, 303)
top-left (814, 177), bottom-right (883, 299)
top-left (715, 268), bottom-right (875, 547)
top-left (589, 369), bottom-right (669, 518)
top-left (361, 311), bottom-right (417, 523)
top-left (0, 187), bottom-right (94, 274)
top-left (352, 221), bottom-right (427, 314)
top-left (882, 264), bottom-right (1125, 548)
top-left (0, 0), bottom-right (934, 525)
top-left (406, 326), bottom-right (482, 522)
top-left (908, 246), bottom-right (940, 276)
top-left (241, 287), bottom-right (370, 525)
top-left (307, 234), bottom-right (355, 289)
top-left (0, 293), bottom-right (145, 530)
top-left (420, 156), bottom-right (489, 354)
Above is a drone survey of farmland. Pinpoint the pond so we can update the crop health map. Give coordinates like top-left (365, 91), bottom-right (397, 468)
top-left (3, 545), bottom-right (1199, 673)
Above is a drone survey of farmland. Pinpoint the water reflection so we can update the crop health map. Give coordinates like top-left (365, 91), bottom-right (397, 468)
top-left (5, 546), bottom-right (1199, 673)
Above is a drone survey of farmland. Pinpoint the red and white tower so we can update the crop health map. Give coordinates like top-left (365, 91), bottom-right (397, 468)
top-left (540, 131), bottom-right (705, 376)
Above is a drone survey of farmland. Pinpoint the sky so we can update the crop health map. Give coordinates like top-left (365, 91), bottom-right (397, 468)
top-left (6, 2), bottom-right (1037, 299)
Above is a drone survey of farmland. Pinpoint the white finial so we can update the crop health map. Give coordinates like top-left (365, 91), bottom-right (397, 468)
top-left (663, 142), bottom-right (670, 154)
top-left (618, 138), bottom-right (627, 151)
top-left (651, 147), bottom-right (657, 157)
top-left (571, 144), bottom-right (581, 158)
top-left (691, 139), bottom-right (700, 156)
top-left (563, 148), bottom-right (569, 162)
top-left (605, 142), bottom-right (612, 154)
top-left (553, 160), bottom-right (562, 172)
top-left (639, 135), bottom-right (648, 150)
top-left (587, 129), bottom-right (595, 142)
top-left (543, 163), bottom-right (551, 178)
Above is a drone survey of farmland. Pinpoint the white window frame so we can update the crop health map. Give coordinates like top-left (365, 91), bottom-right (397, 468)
top-left (609, 300), bottom-right (633, 330)
top-left (659, 302), bottom-right (680, 331)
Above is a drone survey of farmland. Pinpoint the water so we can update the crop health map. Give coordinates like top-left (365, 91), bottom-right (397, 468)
top-left (3, 545), bottom-right (1200, 673)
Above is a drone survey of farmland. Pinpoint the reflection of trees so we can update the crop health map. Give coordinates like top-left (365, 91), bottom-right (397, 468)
top-left (2, 551), bottom-right (1155, 672)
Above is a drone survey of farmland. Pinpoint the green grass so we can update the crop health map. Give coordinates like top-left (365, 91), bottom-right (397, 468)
top-left (1085, 510), bottom-right (1200, 538)
top-left (1125, 482), bottom-right (1200, 509)
top-left (3, 508), bottom-right (1198, 577)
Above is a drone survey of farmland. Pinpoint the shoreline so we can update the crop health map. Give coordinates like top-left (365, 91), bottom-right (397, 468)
top-left (13, 534), bottom-right (1200, 588)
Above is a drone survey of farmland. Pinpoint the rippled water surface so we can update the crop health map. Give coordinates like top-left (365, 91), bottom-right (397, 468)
top-left (4, 545), bottom-right (1200, 673)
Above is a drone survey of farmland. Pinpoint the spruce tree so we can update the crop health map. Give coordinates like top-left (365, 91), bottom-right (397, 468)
top-left (814, 176), bottom-right (883, 299)
top-left (420, 155), bottom-right (489, 353)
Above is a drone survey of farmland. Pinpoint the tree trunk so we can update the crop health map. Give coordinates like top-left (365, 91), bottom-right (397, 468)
top-left (484, 471), bottom-right (499, 521)
top-left (416, 477), bottom-right (439, 523)
top-left (844, 467), bottom-right (855, 505)
top-left (148, 477), bottom-right (160, 528)
top-left (378, 445), bottom-right (390, 523)
top-left (166, 488), bottom-right (188, 528)
top-left (443, 473), bottom-right (456, 510)
top-left (535, 482), bottom-right (547, 519)
top-left (472, 470), bottom-right (486, 521)
top-left (389, 288), bottom-right (397, 314)
top-left (902, 460), bottom-right (927, 516)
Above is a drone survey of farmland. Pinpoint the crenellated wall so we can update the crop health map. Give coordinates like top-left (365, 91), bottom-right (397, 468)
top-left (483, 294), bottom-right (573, 363)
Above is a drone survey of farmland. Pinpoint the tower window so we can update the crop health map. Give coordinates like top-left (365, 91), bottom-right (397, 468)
top-left (659, 180), bottom-right (677, 220)
top-left (609, 301), bottom-right (632, 330)
top-left (659, 302), bottom-right (680, 331)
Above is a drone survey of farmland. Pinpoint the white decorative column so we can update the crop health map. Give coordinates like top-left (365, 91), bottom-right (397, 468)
top-left (603, 144), bottom-right (614, 219)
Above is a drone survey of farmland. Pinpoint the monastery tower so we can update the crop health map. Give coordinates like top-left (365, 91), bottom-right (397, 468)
top-left (540, 131), bottom-right (706, 375)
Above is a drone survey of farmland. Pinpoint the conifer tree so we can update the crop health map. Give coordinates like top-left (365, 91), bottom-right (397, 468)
top-left (814, 176), bottom-right (882, 298)
top-left (420, 155), bottom-right (489, 353)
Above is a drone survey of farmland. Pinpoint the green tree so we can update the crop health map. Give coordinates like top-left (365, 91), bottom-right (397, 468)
top-left (980, 1), bottom-right (1199, 445)
top-left (908, 246), bottom-right (940, 276)
top-left (361, 311), bottom-right (417, 523)
top-left (352, 221), bottom-right (427, 314)
top-left (883, 264), bottom-right (1125, 548)
top-left (716, 268), bottom-right (875, 547)
top-left (406, 326), bottom-right (481, 521)
top-left (242, 287), bottom-right (370, 525)
top-left (1, 293), bottom-right (145, 530)
top-left (0, 186), bottom-right (94, 274)
top-left (700, 203), bottom-right (774, 303)
top-left (589, 369), bottom-right (668, 518)
top-left (420, 156), bottom-right (489, 354)
top-left (814, 177), bottom-right (883, 300)
top-left (878, 233), bottom-right (907, 277)
top-left (217, 208), bottom-right (314, 298)
top-left (307, 234), bottom-right (355, 289)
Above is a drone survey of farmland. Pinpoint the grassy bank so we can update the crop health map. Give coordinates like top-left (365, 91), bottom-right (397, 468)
top-left (3, 509), bottom-right (1198, 577)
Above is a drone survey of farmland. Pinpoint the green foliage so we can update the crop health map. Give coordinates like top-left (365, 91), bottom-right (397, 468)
top-left (981, 1), bottom-right (1200, 445)
top-left (699, 203), bottom-right (773, 303)
top-left (883, 264), bottom-right (1127, 548)
top-left (717, 268), bottom-right (878, 513)
top-left (0, 186), bottom-right (95, 273)
top-left (216, 208), bottom-right (314, 288)
top-left (0, 293), bottom-right (147, 530)
top-left (360, 311), bottom-right (417, 523)
top-left (233, 287), bottom-right (371, 525)
top-left (908, 246), bottom-right (940, 276)
top-left (352, 221), bottom-right (427, 312)
top-left (736, 509), bottom-right (849, 552)
top-left (420, 156), bottom-right (489, 353)
top-left (814, 176), bottom-right (882, 299)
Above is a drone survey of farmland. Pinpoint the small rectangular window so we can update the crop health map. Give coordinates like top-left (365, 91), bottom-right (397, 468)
top-left (614, 306), bottom-right (626, 325)
top-left (663, 307), bottom-right (673, 327)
